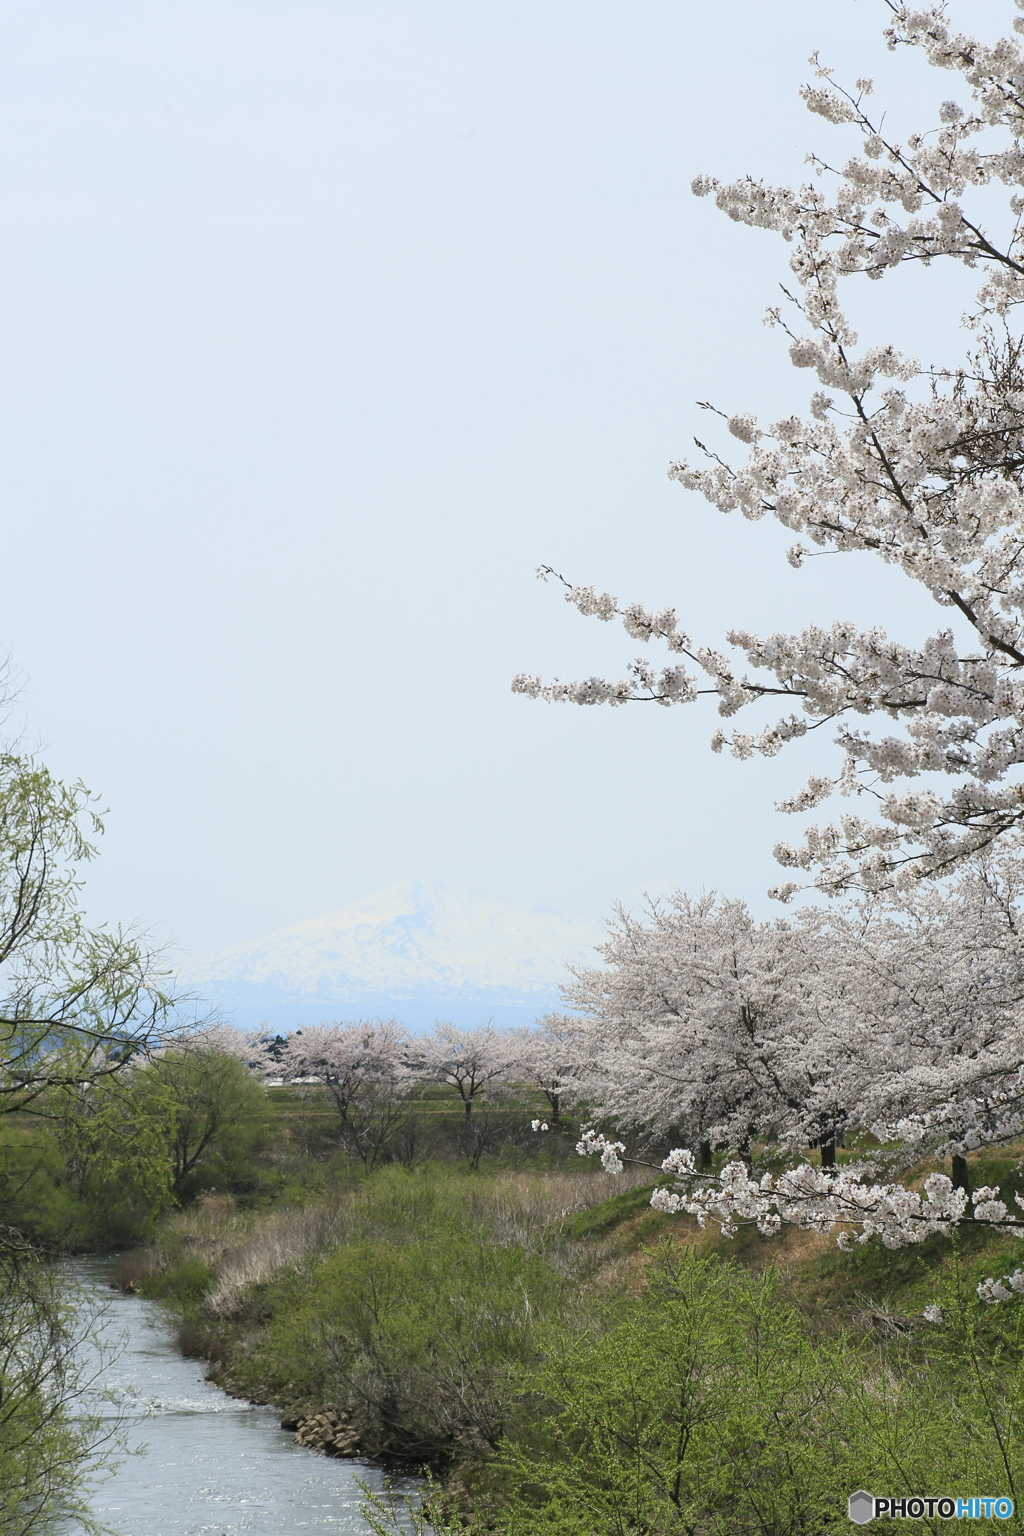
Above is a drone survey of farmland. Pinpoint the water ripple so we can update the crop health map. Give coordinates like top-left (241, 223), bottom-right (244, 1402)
top-left (58, 1256), bottom-right (418, 1536)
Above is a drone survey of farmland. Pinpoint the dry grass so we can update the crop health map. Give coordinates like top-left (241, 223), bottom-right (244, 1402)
top-left (457, 1165), bottom-right (653, 1249)
top-left (203, 1202), bottom-right (352, 1313)
top-left (115, 1193), bottom-right (350, 1313)
top-left (122, 1165), bottom-right (655, 1316)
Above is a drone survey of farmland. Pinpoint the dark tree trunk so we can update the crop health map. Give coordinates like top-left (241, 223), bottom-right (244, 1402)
top-left (698, 1140), bottom-right (712, 1170)
top-left (952, 1153), bottom-right (971, 1203)
top-left (820, 1137), bottom-right (837, 1169)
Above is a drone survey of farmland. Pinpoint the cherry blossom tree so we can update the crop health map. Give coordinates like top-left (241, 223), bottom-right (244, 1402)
top-left (414, 1021), bottom-right (518, 1116)
top-left (176, 1022), bottom-right (271, 1069)
top-left (817, 851), bottom-right (1024, 1190)
top-left (512, 1014), bottom-right (588, 1124)
top-left (515, 2), bottom-right (1024, 898)
top-left (565, 852), bottom-right (1024, 1293)
top-left (276, 1019), bottom-right (411, 1164)
top-left (562, 893), bottom-right (854, 1166)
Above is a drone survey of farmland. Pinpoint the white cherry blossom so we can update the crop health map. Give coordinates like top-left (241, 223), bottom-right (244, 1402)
top-left (517, 3), bottom-right (1024, 893)
top-left (412, 1020), bottom-right (520, 1114)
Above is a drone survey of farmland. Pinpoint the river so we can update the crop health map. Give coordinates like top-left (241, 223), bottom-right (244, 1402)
top-left (60, 1256), bottom-right (419, 1536)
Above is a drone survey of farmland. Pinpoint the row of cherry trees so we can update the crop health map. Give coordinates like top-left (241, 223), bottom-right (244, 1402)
top-left (191, 844), bottom-right (1024, 1292)
top-left (206, 844), bottom-right (1024, 1193)
top-left (563, 851), bottom-right (1024, 1174)
top-left (204, 1017), bottom-right (555, 1167)
top-left (562, 860), bottom-right (1024, 1288)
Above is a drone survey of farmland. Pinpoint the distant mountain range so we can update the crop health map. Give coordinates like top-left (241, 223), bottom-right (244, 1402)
top-left (184, 879), bottom-right (604, 1031)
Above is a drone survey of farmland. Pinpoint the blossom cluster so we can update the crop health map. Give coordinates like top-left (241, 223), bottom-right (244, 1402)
top-left (576, 1126), bottom-right (626, 1173)
top-left (577, 1130), bottom-right (1024, 1257)
top-left (978, 1263), bottom-right (1024, 1303)
top-left (517, 3), bottom-right (1024, 894)
top-left (877, 1070), bottom-right (1024, 1161)
top-left (560, 856), bottom-right (1024, 1299)
top-left (556, 858), bottom-right (1024, 1172)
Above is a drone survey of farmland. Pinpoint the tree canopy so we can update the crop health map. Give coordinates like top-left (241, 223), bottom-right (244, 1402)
top-left (516, 2), bottom-right (1024, 897)
top-left (0, 753), bottom-right (182, 1118)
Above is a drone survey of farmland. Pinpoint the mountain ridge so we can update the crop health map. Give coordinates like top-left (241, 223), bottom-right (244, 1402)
top-left (184, 879), bottom-right (604, 1030)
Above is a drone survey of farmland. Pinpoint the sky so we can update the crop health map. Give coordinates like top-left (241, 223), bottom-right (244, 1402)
top-left (0, 0), bottom-right (1012, 964)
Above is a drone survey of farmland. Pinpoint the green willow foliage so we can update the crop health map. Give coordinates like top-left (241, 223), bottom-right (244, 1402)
top-left (0, 752), bottom-right (183, 1531)
top-left (2, 1046), bottom-right (272, 1251)
top-left (0, 753), bottom-right (179, 1117)
top-left (0, 1248), bottom-right (124, 1536)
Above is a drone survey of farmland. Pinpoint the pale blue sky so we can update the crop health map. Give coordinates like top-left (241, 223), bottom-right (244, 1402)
top-left (0, 0), bottom-right (1008, 959)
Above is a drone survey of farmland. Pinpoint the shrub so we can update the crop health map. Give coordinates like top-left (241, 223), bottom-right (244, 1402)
top-left (488, 1249), bottom-right (1024, 1535)
top-left (221, 1167), bottom-right (576, 1461)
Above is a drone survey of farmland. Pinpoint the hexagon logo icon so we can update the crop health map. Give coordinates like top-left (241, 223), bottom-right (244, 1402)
top-left (848, 1490), bottom-right (875, 1525)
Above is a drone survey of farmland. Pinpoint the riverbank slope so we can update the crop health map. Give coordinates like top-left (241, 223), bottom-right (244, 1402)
top-left (117, 1153), bottom-right (1024, 1534)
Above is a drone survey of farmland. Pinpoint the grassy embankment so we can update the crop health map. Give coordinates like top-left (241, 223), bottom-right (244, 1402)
top-left (113, 1105), bottom-right (1024, 1536)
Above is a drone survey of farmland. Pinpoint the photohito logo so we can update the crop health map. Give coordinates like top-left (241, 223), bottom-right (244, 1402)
top-left (848, 1491), bottom-right (1015, 1522)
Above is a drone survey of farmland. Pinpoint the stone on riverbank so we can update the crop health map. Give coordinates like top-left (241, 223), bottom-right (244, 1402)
top-left (290, 1406), bottom-right (361, 1457)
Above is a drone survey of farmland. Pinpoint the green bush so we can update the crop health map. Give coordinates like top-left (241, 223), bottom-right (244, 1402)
top-left (488, 1249), bottom-right (1024, 1536)
top-left (490, 1252), bottom-right (853, 1534)
top-left (139, 1256), bottom-right (214, 1307)
top-left (220, 1165), bottom-right (572, 1462)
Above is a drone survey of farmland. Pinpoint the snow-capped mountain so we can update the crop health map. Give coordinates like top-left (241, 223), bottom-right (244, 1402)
top-left (184, 879), bottom-right (603, 1031)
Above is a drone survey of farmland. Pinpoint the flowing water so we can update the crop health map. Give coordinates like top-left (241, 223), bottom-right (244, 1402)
top-left (60, 1256), bottom-right (418, 1536)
